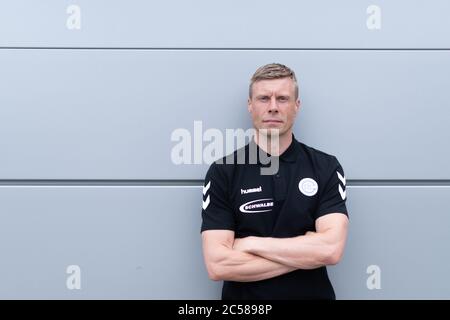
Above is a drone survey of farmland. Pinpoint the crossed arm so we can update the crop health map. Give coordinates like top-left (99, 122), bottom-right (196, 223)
top-left (201, 213), bottom-right (348, 282)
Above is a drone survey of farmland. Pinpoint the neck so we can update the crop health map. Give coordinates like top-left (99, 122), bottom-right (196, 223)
top-left (253, 130), bottom-right (292, 156)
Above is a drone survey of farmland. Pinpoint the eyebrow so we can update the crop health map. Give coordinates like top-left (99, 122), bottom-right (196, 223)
top-left (255, 94), bottom-right (291, 99)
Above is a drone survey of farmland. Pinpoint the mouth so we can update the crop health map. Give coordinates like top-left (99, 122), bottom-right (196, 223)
top-left (263, 119), bottom-right (283, 124)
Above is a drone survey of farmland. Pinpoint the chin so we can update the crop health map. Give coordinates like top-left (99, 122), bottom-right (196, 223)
top-left (258, 127), bottom-right (284, 136)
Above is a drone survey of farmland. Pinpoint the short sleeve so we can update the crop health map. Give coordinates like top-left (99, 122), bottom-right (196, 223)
top-left (200, 163), bottom-right (236, 232)
top-left (315, 157), bottom-right (349, 220)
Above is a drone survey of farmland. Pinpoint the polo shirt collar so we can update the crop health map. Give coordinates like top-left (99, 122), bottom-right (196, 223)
top-left (249, 134), bottom-right (301, 164)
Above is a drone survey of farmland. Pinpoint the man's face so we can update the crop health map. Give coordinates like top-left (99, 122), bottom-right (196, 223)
top-left (248, 77), bottom-right (300, 137)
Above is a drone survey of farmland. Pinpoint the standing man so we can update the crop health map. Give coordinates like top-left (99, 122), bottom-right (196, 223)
top-left (201, 63), bottom-right (348, 299)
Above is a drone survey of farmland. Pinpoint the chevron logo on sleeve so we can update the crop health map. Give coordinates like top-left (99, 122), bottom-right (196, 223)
top-left (202, 181), bottom-right (211, 210)
top-left (337, 171), bottom-right (346, 200)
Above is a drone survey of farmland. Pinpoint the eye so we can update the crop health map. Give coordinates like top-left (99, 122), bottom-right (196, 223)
top-left (258, 96), bottom-right (269, 102)
top-left (277, 96), bottom-right (289, 102)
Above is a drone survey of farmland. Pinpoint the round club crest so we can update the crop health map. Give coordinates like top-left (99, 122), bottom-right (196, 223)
top-left (298, 178), bottom-right (318, 197)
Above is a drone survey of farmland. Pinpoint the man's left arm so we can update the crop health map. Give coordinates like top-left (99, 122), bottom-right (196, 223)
top-left (233, 213), bottom-right (348, 269)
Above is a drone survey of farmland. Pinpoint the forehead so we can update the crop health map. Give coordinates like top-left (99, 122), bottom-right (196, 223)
top-left (252, 78), bottom-right (295, 95)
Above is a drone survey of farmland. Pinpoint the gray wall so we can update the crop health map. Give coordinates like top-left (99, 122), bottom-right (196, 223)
top-left (0, 0), bottom-right (449, 299)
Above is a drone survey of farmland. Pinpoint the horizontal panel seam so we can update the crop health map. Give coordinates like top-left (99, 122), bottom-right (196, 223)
top-left (1, 47), bottom-right (450, 51)
top-left (1, 180), bottom-right (450, 187)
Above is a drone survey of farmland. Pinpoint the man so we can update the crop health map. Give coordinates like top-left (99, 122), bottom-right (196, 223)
top-left (201, 63), bottom-right (349, 299)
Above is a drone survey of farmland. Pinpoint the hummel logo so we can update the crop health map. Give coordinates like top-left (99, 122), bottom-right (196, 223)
top-left (337, 171), bottom-right (346, 186)
top-left (202, 181), bottom-right (211, 210)
top-left (203, 181), bottom-right (211, 195)
top-left (241, 186), bottom-right (262, 195)
top-left (202, 196), bottom-right (210, 210)
top-left (337, 171), bottom-right (346, 200)
top-left (338, 184), bottom-right (346, 200)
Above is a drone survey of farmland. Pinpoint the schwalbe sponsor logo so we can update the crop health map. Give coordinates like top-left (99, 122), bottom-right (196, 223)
top-left (239, 198), bottom-right (274, 213)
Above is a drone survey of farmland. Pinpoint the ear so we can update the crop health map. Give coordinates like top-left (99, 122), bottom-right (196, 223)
top-left (247, 97), bottom-right (252, 113)
top-left (295, 98), bottom-right (301, 113)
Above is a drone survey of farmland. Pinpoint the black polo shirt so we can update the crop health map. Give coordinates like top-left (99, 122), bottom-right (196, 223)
top-left (201, 135), bottom-right (348, 300)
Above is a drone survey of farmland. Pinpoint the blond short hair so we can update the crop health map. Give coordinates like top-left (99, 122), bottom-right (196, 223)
top-left (249, 63), bottom-right (299, 99)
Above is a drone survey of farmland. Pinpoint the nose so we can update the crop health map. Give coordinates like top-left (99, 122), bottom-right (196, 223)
top-left (268, 96), bottom-right (279, 114)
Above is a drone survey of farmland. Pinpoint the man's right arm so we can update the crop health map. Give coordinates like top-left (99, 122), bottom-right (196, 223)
top-left (202, 230), bottom-right (297, 282)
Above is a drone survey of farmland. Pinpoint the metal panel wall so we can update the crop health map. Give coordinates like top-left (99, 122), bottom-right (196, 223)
top-left (0, 1), bottom-right (449, 48)
top-left (1, 50), bottom-right (449, 179)
top-left (0, 1), bottom-right (448, 299)
top-left (0, 187), bottom-right (221, 299)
